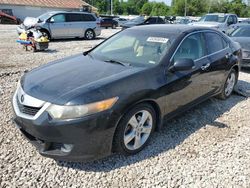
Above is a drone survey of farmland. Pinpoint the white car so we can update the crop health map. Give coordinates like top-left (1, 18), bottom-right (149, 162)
top-left (113, 18), bottom-right (128, 27)
top-left (189, 13), bottom-right (238, 33)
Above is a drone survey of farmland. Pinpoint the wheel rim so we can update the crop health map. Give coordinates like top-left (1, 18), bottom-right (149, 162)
top-left (123, 110), bottom-right (153, 150)
top-left (86, 31), bottom-right (93, 39)
top-left (225, 72), bottom-right (236, 96)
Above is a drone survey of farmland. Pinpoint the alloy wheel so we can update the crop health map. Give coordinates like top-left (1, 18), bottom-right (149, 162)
top-left (123, 110), bottom-right (153, 151)
top-left (225, 72), bottom-right (236, 97)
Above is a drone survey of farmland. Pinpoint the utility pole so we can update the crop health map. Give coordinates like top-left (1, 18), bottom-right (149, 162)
top-left (184, 0), bottom-right (187, 17)
top-left (111, 0), bottom-right (113, 15)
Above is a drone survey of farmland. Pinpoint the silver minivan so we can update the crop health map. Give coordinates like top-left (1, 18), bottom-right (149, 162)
top-left (17, 11), bottom-right (101, 40)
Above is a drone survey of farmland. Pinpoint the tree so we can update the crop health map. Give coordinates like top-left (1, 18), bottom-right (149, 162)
top-left (172, 0), bottom-right (208, 16)
top-left (141, 2), bottom-right (153, 15)
top-left (150, 2), bottom-right (170, 16)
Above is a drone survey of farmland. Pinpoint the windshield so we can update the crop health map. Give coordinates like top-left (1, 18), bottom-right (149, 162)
top-left (130, 16), bottom-right (144, 23)
top-left (231, 27), bottom-right (250, 37)
top-left (38, 12), bottom-right (54, 21)
top-left (199, 15), bottom-right (226, 23)
top-left (90, 30), bottom-right (175, 67)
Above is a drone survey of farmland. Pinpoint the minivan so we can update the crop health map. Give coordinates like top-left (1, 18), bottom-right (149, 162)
top-left (17, 11), bottom-right (101, 40)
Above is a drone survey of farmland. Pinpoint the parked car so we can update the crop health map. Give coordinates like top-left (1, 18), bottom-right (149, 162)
top-left (239, 18), bottom-right (250, 24)
top-left (121, 16), bottom-right (165, 29)
top-left (230, 25), bottom-right (250, 68)
top-left (113, 17), bottom-right (128, 27)
top-left (100, 18), bottom-right (118, 29)
top-left (12, 25), bottom-right (241, 162)
top-left (0, 11), bottom-right (20, 24)
top-left (17, 11), bottom-right (101, 40)
top-left (175, 17), bottom-right (193, 24)
top-left (190, 13), bottom-right (238, 33)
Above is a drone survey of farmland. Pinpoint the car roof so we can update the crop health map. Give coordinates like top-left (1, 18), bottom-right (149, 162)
top-left (46, 11), bottom-right (93, 15)
top-left (206, 13), bottom-right (236, 16)
top-left (128, 24), bottom-right (217, 34)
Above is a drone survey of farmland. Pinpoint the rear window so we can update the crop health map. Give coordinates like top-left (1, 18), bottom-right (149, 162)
top-left (205, 32), bottom-right (227, 54)
top-left (82, 14), bottom-right (96, 21)
top-left (67, 13), bottom-right (96, 22)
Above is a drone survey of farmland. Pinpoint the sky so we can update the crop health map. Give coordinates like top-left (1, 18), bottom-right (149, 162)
top-left (149, 0), bottom-right (172, 6)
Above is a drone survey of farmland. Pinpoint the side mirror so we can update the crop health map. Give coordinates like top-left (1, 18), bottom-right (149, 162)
top-left (169, 58), bottom-right (195, 72)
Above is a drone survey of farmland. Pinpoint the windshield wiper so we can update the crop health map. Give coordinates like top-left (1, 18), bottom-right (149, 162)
top-left (104, 59), bottom-right (131, 67)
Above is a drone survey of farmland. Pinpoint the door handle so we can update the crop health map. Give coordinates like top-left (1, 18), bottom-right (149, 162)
top-left (201, 63), bottom-right (210, 71)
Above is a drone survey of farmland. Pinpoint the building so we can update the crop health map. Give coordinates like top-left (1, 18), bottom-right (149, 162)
top-left (0, 0), bottom-right (98, 21)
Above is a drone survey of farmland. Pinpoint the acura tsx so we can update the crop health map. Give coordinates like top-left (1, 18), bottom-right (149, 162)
top-left (12, 25), bottom-right (241, 162)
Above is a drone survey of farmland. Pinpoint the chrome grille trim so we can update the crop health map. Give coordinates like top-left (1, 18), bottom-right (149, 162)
top-left (13, 85), bottom-right (51, 120)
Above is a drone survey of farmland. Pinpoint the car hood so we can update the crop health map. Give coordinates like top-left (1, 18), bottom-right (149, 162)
top-left (23, 17), bottom-right (39, 27)
top-left (231, 37), bottom-right (250, 50)
top-left (22, 54), bottom-right (145, 105)
top-left (190, 21), bottom-right (220, 27)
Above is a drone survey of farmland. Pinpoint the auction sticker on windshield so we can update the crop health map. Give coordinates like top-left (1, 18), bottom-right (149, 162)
top-left (147, 37), bottom-right (169, 43)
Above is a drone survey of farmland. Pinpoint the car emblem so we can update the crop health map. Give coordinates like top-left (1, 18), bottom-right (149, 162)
top-left (21, 95), bottom-right (25, 103)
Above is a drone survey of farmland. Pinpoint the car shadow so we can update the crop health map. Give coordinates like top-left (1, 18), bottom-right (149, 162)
top-left (50, 37), bottom-right (106, 43)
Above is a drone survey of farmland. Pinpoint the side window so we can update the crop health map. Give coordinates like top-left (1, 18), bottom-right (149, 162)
top-left (82, 14), bottom-right (96, 21)
top-left (50, 14), bottom-right (65, 23)
top-left (227, 16), bottom-right (233, 24)
top-left (66, 14), bottom-right (81, 22)
top-left (173, 33), bottom-right (206, 62)
top-left (233, 16), bottom-right (237, 24)
top-left (205, 32), bottom-right (226, 55)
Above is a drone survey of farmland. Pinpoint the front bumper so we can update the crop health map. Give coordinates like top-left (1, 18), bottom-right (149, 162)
top-left (16, 25), bottom-right (26, 35)
top-left (12, 110), bottom-right (119, 162)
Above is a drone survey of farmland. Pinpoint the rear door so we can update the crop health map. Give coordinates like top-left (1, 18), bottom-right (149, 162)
top-left (48, 14), bottom-right (68, 38)
top-left (204, 32), bottom-right (231, 92)
top-left (66, 13), bottom-right (84, 37)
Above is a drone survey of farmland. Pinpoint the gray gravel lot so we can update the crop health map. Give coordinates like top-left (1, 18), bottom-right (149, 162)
top-left (1, 25), bottom-right (250, 188)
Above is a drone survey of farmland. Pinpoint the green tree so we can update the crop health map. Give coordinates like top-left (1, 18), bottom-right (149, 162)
top-left (150, 2), bottom-right (170, 16)
top-left (172, 0), bottom-right (208, 16)
top-left (141, 2), bottom-right (154, 15)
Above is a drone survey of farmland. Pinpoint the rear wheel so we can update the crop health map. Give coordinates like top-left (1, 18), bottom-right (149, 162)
top-left (217, 69), bottom-right (237, 99)
top-left (84, 29), bottom-right (95, 40)
top-left (112, 24), bottom-right (116, 29)
top-left (113, 103), bottom-right (156, 155)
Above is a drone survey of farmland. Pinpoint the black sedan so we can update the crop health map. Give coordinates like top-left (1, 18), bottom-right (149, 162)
top-left (230, 24), bottom-right (250, 68)
top-left (12, 25), bottom-right (241, 162)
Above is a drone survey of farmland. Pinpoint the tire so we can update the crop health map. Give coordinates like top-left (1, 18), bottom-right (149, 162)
top-left (113, 103), bottom-right (156, 155)
top-left (112, 24), bottom-right (116, 29)
top-left (84, 29), bottom-right (95, 40)
top-left (217, 69), bottom-right (238, 100)
top-left (40, 30), bottom-right (50, 40)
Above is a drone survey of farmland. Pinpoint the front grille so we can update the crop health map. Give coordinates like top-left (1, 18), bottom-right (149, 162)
top-left (16, 96), bottom-right (41, 116)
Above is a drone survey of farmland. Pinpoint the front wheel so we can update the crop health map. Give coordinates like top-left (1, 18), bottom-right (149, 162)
top-left (217, 69), bottom-right (237, 99)
top-left (113, 103), bottom-right (156, 155)
top-left (84, 29), bottom-right (95, 40)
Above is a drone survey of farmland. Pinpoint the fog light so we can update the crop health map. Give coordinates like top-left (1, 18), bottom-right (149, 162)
top-left (61, 144), bottom-right (73, 153)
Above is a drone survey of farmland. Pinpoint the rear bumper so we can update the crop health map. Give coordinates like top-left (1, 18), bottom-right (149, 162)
top-left (241, 59), bottom-right (250, 68)
top-left (94, 27), bottom-right (101, 36)
top-left (12, 110), bottom-right (119, 162)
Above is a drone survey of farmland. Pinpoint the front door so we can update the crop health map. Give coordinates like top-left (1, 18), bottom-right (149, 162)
top-left (48, 14), bottom-right (68, 38)
top-left (164, 32), bottom-right (212, 114)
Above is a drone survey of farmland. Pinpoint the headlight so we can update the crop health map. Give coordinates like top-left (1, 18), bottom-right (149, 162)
top-left (242, 50), bottom-right (250, 59)
top-left (46, 97), bottom-right (118, 120)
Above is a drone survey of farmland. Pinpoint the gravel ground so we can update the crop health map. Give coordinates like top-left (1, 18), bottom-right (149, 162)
top-left (1, 25), bottom-right (250, 188)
